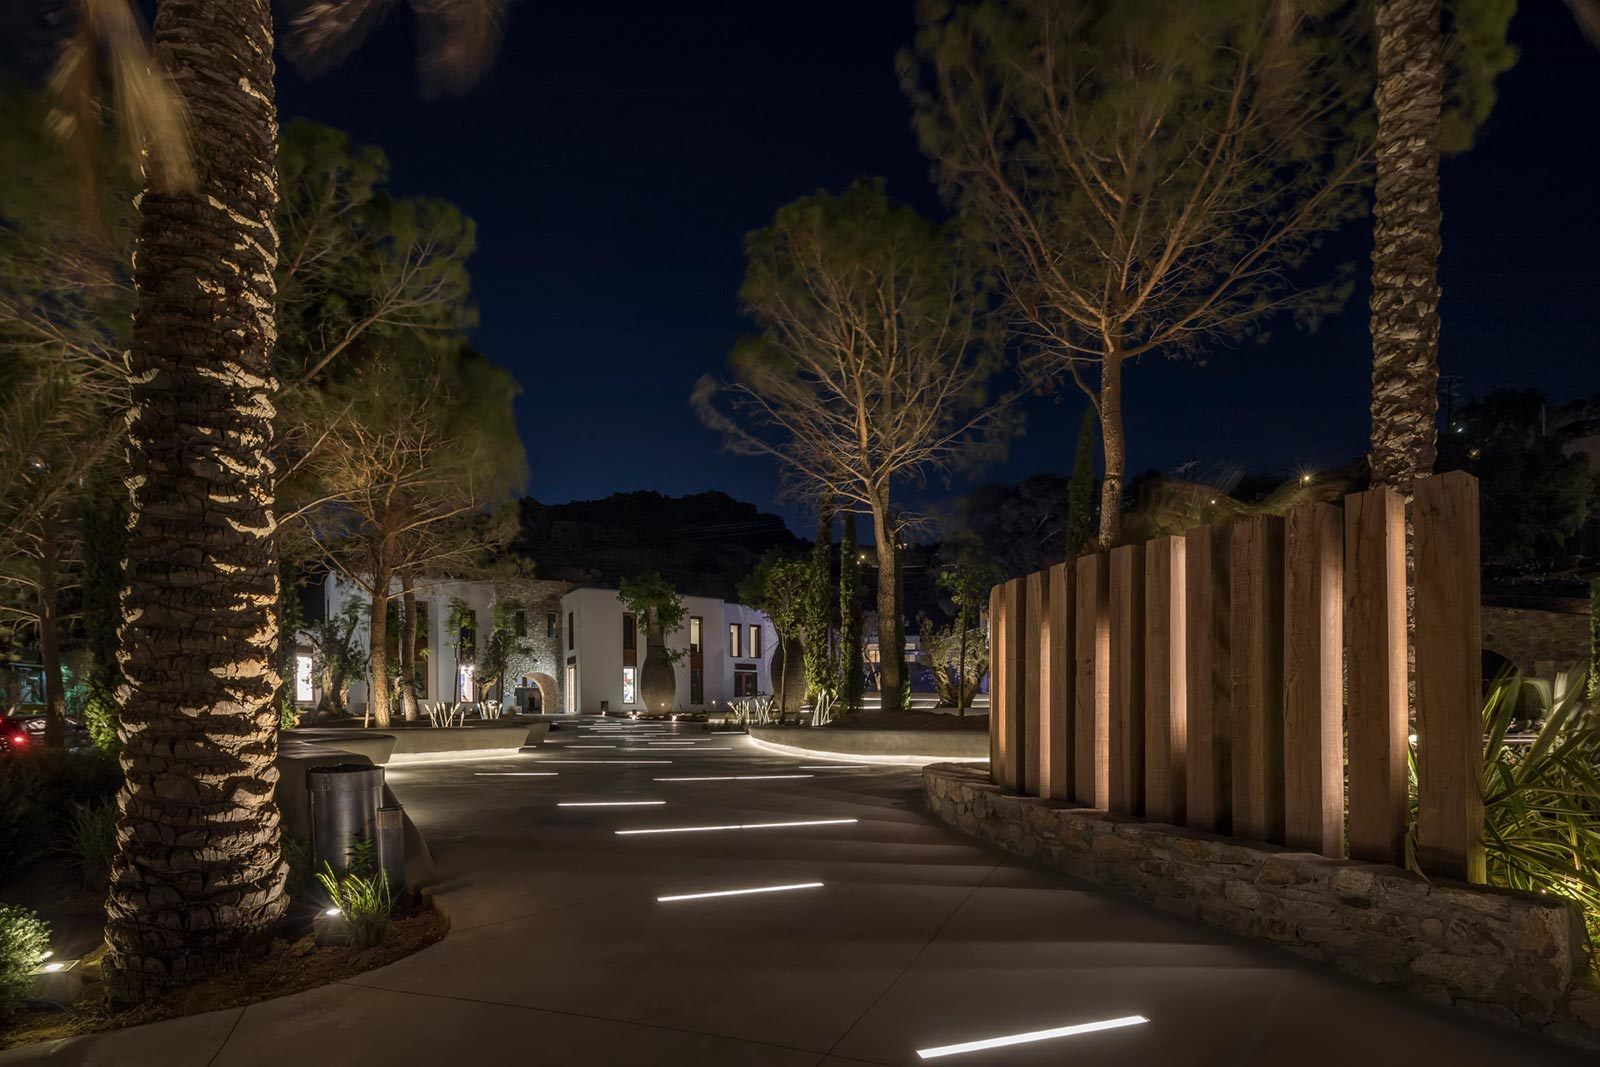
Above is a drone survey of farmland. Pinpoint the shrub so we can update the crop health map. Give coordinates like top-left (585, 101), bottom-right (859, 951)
top-left (1479, 672), bottom-right (1600, 952)
top-left (0, 748), bottom-right (121, 882)
top-left (316, 840), bottom-right (393, 950)
top-left (64, 801), bottom-right (118, 886)
top-left (0, 905), bottom-right (50, 1017)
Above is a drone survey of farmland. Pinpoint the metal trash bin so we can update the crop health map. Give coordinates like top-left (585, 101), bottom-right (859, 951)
top-left (307, 764), bottom-right (385, 876)
top-left (376, 804), bottom-right (406, 898)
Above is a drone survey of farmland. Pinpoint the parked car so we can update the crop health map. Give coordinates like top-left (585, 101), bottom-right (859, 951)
top-left (0, 713), bottom-right (94, 753)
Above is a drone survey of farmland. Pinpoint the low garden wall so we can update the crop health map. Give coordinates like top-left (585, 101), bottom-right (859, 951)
top-left (289, 722), bottom-right (546, 763)
top-left (923, 763), bottom-right (1600, 1050)
top-left (750, 726), bottom-right (988, 763)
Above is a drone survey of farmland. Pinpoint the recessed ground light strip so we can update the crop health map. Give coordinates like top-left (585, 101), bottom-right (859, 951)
top-left (657, 881), bottom-right (822, 903)
top-left (475, 772), bottom-right (559, 777)
top-left (616, 818), bottom-right (856, 836)
top-left (565, 745), bottom-right (617, 749)
top-left (915, 1015), bottom-right (1149, 1060)
top-left (653, 774), bottom-right (814, 782)
top-left (557, 800), bottom-right (665, 807)
top-left (538, 760), bottom-right (672, 765)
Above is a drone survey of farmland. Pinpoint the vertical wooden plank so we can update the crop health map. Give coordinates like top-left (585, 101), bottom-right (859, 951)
top-left (1108, 544), bottom-right (1146, 815)
top-left (1073, 552), bottom-right (1110, 809)
top-left (988, 582), bottom-right (1003, 782)
top-left (1345, 486), bottom-right (1408, 865)
top-left (998, 578), bottom-right (1030, 793)
top-left (1038, 562), bottom-right (1075, 800)
top-left (1022, 570), bottom-right (1047, 797)
top-left (1284, 502), bottom-right (1345, 857)
top-left (1414, 472), bottom-right (1485, 882)
top-left (1144, 535), bottom-right (1187, 824)
top-left (1185, 524), bottom-right (1232, 834)
top-left (1231, 515), bottom-right (1286, 844)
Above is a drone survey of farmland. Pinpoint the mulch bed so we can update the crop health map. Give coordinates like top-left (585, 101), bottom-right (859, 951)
top-left (0, 902), bottom-right (447, 1051)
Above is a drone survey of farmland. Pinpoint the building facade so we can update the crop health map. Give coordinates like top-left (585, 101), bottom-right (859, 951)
top-left (558, 587), bottom-right (778, 715)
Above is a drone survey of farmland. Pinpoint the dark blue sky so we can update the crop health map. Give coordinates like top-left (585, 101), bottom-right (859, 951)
top-left (16, 2), bottom-right (1600, 533)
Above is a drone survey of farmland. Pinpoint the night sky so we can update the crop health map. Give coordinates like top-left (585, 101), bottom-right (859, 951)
top-left (16, 3), bottom-right (1600, 534)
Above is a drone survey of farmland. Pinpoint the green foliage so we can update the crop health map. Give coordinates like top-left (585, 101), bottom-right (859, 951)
top-left (282, 836), bottom-right (315, 901)
top-left (476, 626), bottom-right (533, 701)
top-left (838, 514), bottom-right (863, 712)
top-left (1066, 407), bottom-right (1098, 556)
top-left (919, 616), bottom-right (988, 709)
top-left (78, 470), bottom-right (127, 748)
top-left (316, 839), bottom-right (393, 949)
top-left (1437, 389), bottom-right (1593, 572)
top-left (305, 601), bottom-right (369, 717)
top-left (1439, 0), bottom-right (1519, 153)
top-left (617, 571), bottom-right (687, 662)
top-left (0, 904), bottom-right (51, 1017)
top-left (803, 511), bottom-right (836, 703)
top-left (0, 747), bottom-right (121, 882)
top-left (740, 552), bottom-right (811, 708)
top-left (1477, 672), bottom-right (1600, 949)
top-left (1590, 580), bottom-right (1599, 705)
top-left (63, 801), bottom-right (117, 887)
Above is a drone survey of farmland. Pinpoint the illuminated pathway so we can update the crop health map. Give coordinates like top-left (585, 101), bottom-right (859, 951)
top-left (8, 717), bottom-right (1587, 1065)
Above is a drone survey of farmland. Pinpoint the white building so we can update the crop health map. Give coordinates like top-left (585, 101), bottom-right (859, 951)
top-left (305, 574), bottom-right (778, 718)
top-left (309, 573), bottom-right (575, 716)
top-left (558, 587), bottom-right (778, 715)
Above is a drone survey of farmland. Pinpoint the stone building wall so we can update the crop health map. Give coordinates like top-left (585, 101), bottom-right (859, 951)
top-left (923, 763), bottom-right (1600, 1051)
top-left (1482, 604), bottom-right (1591, 680)
top-left (495, 578), bottom-right (577, 712)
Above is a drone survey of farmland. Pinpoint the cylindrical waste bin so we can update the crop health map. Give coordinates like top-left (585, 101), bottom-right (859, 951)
top-left (307, 764), bottom-right (385, 876)
top-left (376, 804), bottom-right (406, 898)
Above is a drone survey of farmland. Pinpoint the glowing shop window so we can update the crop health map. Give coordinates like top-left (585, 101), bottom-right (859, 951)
top-left (622, 666), bottom-right (637, 705)
top-left (295, 653), bottom-right (314, 703)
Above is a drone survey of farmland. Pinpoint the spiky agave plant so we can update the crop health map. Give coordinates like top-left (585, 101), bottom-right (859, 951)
top-left (1480, 672), bottom-right (1600, 951)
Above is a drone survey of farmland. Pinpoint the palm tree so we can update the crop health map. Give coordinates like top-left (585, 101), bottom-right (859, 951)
top-left (1367, 0), bottom-right (1445, 495)
top-left (103, 0), bottom-right (288, 1001)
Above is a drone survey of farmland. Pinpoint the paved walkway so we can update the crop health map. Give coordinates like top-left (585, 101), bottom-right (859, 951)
top-left (6, 718), bottom-right (1588, 1065)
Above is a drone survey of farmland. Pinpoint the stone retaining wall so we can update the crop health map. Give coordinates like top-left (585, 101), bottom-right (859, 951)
top-left (923, 763), bottom-right (1600, 1050)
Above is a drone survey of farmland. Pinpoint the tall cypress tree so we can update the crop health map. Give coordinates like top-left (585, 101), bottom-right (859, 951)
top-left (838, 513), bottom-right (863, 713)
top-left (803, 507), bottom-right (835, 703)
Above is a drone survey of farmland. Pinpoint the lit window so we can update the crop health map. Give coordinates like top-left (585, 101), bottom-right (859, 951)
top-left (689, 616), bottom-right (702, 652)
top-left (622, 667), bottom-right (637, 704)
top-left (748, 625), bottom-right (762, 658)
top-left (728, 623), bottom-right (741, 658)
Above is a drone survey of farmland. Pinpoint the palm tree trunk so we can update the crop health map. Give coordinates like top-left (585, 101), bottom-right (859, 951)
top-left (1369, 0), bottom-right (1443, 494)
top-left (105, 0), bottom-right (286, 1003)
top-left (399, 570), bottom-right (419, 721)
top-left (39, 512), bottom-right (66, 748)
top-left (871, 500), bottom-right (903, 714)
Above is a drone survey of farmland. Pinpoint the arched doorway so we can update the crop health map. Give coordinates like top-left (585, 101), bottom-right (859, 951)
top-left (525, 671), bottom-right (558, 715)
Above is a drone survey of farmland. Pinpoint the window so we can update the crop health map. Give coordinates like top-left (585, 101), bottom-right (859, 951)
top-left (622, 667), bottom-right (637, 705)
top-left (547, 612), bottom-right (556, 639)
top-left (568, 612), bottom-right (574, 650)
top-left (565, 661), bottom-right (576, 713)
top-left (690, 666), bottom-right (704, 704)
top-left (728, 623), bottom-right (741, 658)
top-left (513, 610), bottom-right (526, 637)
top-left (748, 624), bottom-right (762, 659)
top-left (734, 666), bottom-right (758, 698)
top-left (623, 614), bottom-right (636, 651)
top-left (689, 616), bottom-right (702, 653)
top-left (294, 653), bottom-right (314, 703)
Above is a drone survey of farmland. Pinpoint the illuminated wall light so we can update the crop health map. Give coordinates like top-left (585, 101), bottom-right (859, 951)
top-left (657, 881), bottom-right (823, 903)
top-left (557, 800), bottom-right (666, 807)
top-left (324, 908), bottom-right (342, 917)
top-left (653, 774), bottom-right (815, 782)
top-left (915, 1015), bottom-right (1149, 1060)
top-left (616, 818), bottom-right (857, 836)
top-left (39, 962), bottom-right (68, 973)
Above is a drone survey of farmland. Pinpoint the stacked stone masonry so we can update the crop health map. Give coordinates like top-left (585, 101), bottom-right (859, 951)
top-left (922, 763), bottom-right (1600, 1050)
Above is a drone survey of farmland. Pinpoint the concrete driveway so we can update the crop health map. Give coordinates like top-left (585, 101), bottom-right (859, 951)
top-left (5, 717), bottom-right (1588, 1065)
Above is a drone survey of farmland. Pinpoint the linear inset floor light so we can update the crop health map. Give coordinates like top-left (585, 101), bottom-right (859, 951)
top-left (475, 772), bottom-right (559, 776)
top-left (539, 760), bottom-right (672, 765)
top-left (557, 800), bottom-right (666, 807)
top-left (616, 818), bottom-right (856, 836)
top-left (653, 775), bottom-right (814, 782)
top-left (658, 881), bottom-right (822, 903)
top-left (565, 745), bottom-right (617, 749)
top-left (915, 1015), bottom-right (1149, 1060)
